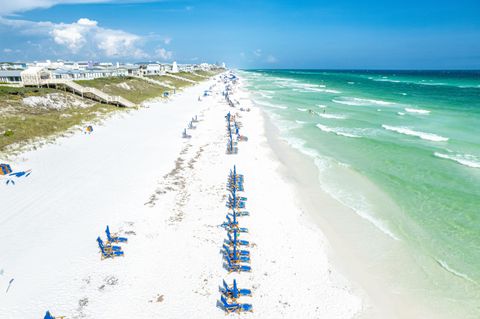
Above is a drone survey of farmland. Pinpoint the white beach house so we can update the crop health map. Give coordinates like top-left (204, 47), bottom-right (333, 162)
top-left (0, 70), bottom-right (23, 84)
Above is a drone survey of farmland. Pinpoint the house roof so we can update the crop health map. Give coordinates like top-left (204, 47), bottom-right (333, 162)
top-left (21, 67), bottom-right (47, 75)
top-left (0, 70), bottom-right (22, 77)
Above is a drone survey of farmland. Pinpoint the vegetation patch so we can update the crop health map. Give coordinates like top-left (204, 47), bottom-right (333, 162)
top-left (0, 86), bottom-right (125, 154)
top-left (75, 77), bottom-right (171, 104)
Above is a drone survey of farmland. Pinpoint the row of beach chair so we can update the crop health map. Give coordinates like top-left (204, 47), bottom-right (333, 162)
top-left (225, 111), bottom-right (248, 155)
top-left (182, 115), bottom-right (199, 138)
top-left (219, 166), bottom-right (253, 313)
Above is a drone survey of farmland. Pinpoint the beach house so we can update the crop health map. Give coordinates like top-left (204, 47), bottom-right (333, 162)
top-left (0, 70), bottom-right (23, 84)
top-left (20, 67), bottom-right (52, 86)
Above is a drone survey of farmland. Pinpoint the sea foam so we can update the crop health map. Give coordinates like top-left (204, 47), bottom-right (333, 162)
top-left (316, 124), bottom-right (361, 138)
top-left (332, 97), bottom-right (394, 106)
top-left (382, 125), bottom-right (448, 142)
top-left (436, 259), bottom-right (478, 285)
top-left (318, 113), bottom-right (346, 119)
top-left (405, 108), bottom-right (431, 115)
top-left (434, 152), bottom-right (480, 169)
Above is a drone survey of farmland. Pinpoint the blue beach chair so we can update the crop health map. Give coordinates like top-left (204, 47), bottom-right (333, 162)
top-left (182, 128), bottom-right (191, 138)
top-left (226, 198), bottom-right (245, 209)
top-left (225, 255), bottom-right (251, 273)
top-left (220, 295), bottom-right (252, 313)
top-left (223, 246), bottom-right (250, 264)
top-left (227, 183), bottom-right (244, 192)
top-left (225, 214), bottom-right (238, 226)
top-left (44, 311), bottom-right (65, 319)
top-left (223, 213), bottom-right (248, 231)
top-left (224, 224), bottom-right (249, 234)
top-left (226, 140), bottom-right (238, 154)
top-left (221, 279), bottom-right (252, 299)
top-left (223, 244), bottom-right (250, 257)
top-left (224, 253), bottom-right (250, 264)
top-left (106, 226), bottom-right (128, 243)
top-left (97, 237), bottom-right (124, 259)
top-left (226, 232), bottom-right (249, 247)
top-left (228, 210), bottom-right (249, 218)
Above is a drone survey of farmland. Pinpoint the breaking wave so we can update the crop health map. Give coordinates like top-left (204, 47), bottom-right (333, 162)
top-left (434, 152), bottom-right (480, 169)
top-left (318, 113), bottom-right (346, 119)
top-left (316, 124), bottom-right (361, 138)
top-left (382, 125), bottom-right (448, 142)
top-left (436, 259), bottom-right (478, 285)
top-left (332, 97), bottom-right (394, 106)
top-left (405, 108), bottom-right (431, 115)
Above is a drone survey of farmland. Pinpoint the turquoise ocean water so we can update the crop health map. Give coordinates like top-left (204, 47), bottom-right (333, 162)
top-left (241, 70), bottom-right (480, 316)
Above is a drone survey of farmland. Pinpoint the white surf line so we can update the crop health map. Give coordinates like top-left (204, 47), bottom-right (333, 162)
top-left (382, 125), bottom-right (449, 142)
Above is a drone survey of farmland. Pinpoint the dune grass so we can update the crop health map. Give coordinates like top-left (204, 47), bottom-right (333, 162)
top-left (147, 75), bottom-right (193, 90)
top-left (175, 72), bottom-right (204, 82)
top-left (195, 69), bottom-right (223, 77)
top-left (0, 86), bottom-right (124, 154)
top-left (75, 77), bottom-right (170, 104)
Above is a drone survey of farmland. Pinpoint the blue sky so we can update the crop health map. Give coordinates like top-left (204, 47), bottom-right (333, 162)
top-left (0, 0), bottom-right (479, 69)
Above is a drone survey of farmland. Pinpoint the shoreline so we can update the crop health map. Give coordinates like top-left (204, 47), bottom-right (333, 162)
top-left (252, 85), bottom-right (472, 318)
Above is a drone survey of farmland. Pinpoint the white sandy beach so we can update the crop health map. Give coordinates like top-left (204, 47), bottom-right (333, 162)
top-left (0, 75), bottom-right (362, 318)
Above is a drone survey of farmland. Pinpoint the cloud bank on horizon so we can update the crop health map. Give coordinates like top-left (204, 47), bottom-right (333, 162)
top-left (0, 0), bottom-right (479, 68)
top-left (0, 0), bottom-right (172, 62)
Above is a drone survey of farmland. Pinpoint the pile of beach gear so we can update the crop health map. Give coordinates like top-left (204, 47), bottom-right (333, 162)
top-left (96, 225), bottom-right (128, 260)
top-left (84, 125), bottom-right (93, 134)
top-left (1, 163), bottom-right (32, 186)
top-left (219, 165), bottom-right (253, 313)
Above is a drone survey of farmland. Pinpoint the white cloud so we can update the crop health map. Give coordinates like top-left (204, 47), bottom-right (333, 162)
top-left (163, 37), bottom-right (172, 45)
top-left (1, 17), bottom-right (146, 58)
top-left (77, 17), bottom-right (98, 27)
top-left (253, 49), bottom-right (262, 57)
top-left (155, 48), bottom-right (173, 60)
top-left (266, 55), bottom-right (278, 63)
top-left (51, 19), bottom-right (94, 51)
top-left (94, 28), bottom-right (143, 57)
top-left (3, 48), bottom-right (13, 53)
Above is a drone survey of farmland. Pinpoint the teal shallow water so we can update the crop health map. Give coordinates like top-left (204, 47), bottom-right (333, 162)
top-left (241, 69), bottom-right (480, 315)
